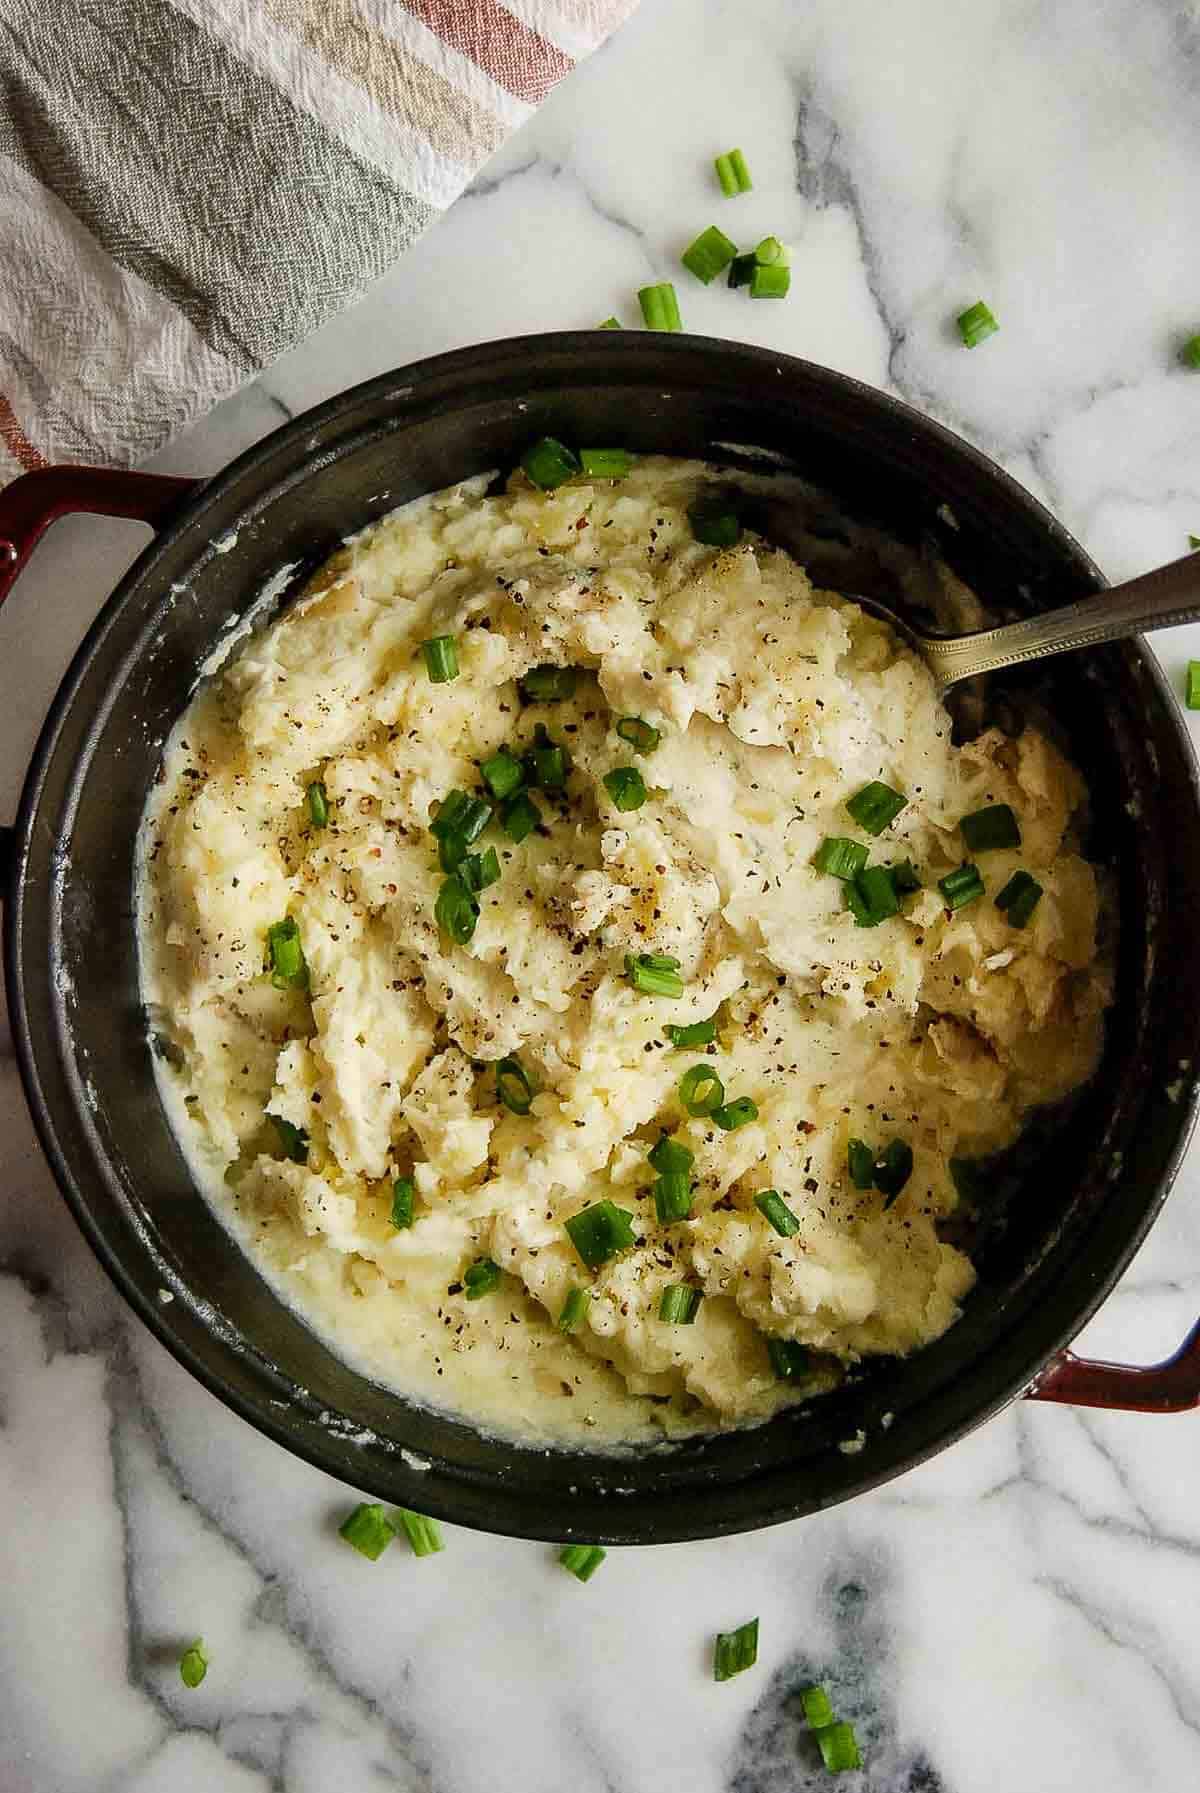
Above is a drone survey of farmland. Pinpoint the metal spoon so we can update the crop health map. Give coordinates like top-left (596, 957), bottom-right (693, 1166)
top-left (846, 553), bottom-right (1200, 695)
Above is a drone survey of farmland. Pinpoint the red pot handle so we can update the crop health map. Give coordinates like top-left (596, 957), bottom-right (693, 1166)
top-left (0, 464), bottom-right (201, 607)
top-left (1026, 1316), bottom-right (1200, 1412)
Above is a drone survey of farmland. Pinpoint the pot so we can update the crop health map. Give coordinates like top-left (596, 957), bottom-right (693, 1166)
top-left (2, 334), bottom-right (1198, 1544)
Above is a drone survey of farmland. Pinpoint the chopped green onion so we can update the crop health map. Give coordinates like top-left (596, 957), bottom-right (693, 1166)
top-left (558, 1287), bottom-right (590, 1333)
top-left (681, 224), bottom-right (739, 284)
top-left (580, 448), bottom-right (635, 479)
top-left (648, 1134), bottom-right (694, 1176)
top-left (422, 635), bottom-right (459, 683)
top-left (815, 1721), bottom-right (862, 1773)
top-left (626, 952), bottom-right (685, 998)
top-left (847, 1138), bottom-right (875, 1190)
top-left (461, 846), bottom-right (501, 894)
top-left (754, 236), bottom-right (789, 266)
top-left (754, 1189), bottom-right (799, 1237)
top-left (844, 882), bottom-right (874, 928)
top-left (559, 1542), bottom-right (606, 1581)
top-left (960, 803), bottom-right (1021, 852)
top-left (767, 1336), bottom-right (809, 1380)
top-left (481, 748), bottom-right (524, 801)
top-left (712, 1095), bottom-right (758, 1132)
top-left (1183, 335), bottom-right (1200, 369)
top-left (616, 715), bottom-right (661, 754)
top-left (714, 147), bottom-right (752, 196)
top-left (812, 836), bottom-right (869, 880)
top-left (565, 1199), bottom-right (637, 1269)
top-left (995, 869), bottom-right (1043, 928)
top-left (394, 1509), bottom-right (444, 1557)
top-left (431, 790), bottom-right (491, 846)
top-left (435, 875), bottom-right (479, 944)
top-left (1188, 661), bottom-right (1200, 709)
top-left (525, 729), bottom-right (569, 789)
top-left (853, 864), bottom-right (900, 925)
top-left (179, 1640), bottom-right (209, 1688)
top-left (727, 252), bottom-right (757, 289)
top-left (957, 300), bottom-right (999, 348)
top-left (306, 779), bottom-right (329, 828)
top-left (339, 1503), bottom-right (396, 1560)
top-left (665, 1018), bottom-right (717, 1048)
top-left (638, 282), bottom-right (683, 332)
top-left (496, 1054), bottom-right (535, 1115)
top-left (391, 1176), bottom-right (414, 1229)
top-left (939, 864), bottom-right (985, 910)
top-left (273, 1116), bottom-right (309, 1163)
top-left (267, 917), bottom-right (308, 991)
top-left (502, 791), bottom-right (542, 843)
top-left (679, 1063), bottom-right (724, 1116)
top-left (749, 263), bottom-right (791, 299)
top-left (846, 780), bottom-right (907, 835)
top-left (659, 1283), bottom-right (703, 1323)
top-left (603, 766), bottom-right (647, 811)
top-left (521, 436), bottom-right (581, 490)
top-left (597, 317), bottom-right (621, 330)
top-left (714, 1617), bottom-right (759, 1681)
top-left (519, 663), bottom-right (577, 703)
top-left (464, 1256), bottom-right (502, 1299)
top-left (891, 857), bottom-right (921, 893)
top-left (688, 499), bottom-right (741, 547)
top-left (801, 1685), bottom-right (835, 1730)
top-left (653, 1170), bottom-right (694, 1223)
top-left (875, 1139), bottom-right (914, 1205)
top-left (1190, 536), bottom-right (1200, 551)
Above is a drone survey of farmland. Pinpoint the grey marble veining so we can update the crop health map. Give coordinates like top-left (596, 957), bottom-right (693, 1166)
top-left (2, 1), bottom-right (1200, 1788)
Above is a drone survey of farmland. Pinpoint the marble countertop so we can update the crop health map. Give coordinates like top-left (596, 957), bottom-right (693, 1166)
top-left (4, 1), bottom-right (1200, 1788)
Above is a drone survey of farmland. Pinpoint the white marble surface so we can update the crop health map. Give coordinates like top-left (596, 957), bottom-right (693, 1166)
top-left (4, 1), bottom-right (1200, 1788)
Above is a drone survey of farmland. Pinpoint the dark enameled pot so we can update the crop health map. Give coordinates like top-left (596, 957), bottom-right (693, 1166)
top-left (2, 334), bottom-right (1198, 1543)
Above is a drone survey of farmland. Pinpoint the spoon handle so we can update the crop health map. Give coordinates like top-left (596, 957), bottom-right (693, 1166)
top-left (926, 551), bottom-right (1200, 689)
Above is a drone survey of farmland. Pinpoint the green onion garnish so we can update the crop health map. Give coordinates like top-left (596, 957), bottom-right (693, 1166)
top-left (891, 857), bottom-right (921, 893)
top-left (580, 448), bottom-right (635, 479)
top-left (957, 300), bottom-right (999, 348)
top-left (939, 864), bottom-right (984, 910)
top-left (422, 635), bottom-right (459, 683)
top-left (435, 875), bottom-right (479, 944)
top-left (801, 1685), bottom-right (835, 1729)
top-left (273, 1116), bottom-right (309, 1163)
top-left (653, 1170), bottom-right (694, 1223)
top-left (995, 869), bottom-right (1043, 928)
top-left (339, 1502), bottom-right (396, 1560)
top-left (306, 779), bottom-right (329, 828)
top-left (712, 1095), bottom-right (758, 1132)
top-left (714, 147), bottom-right (752, 196)
top-left (521, 436), bottom-right (581, 490)
top-left (395, 1509), bottom-right (444, 1557)
top-left (844, 882), bottom-right (873, 928)
top-left (665, 1018), bottom-right (717, 1048)
top-left (616, 715), bottom-right (661, 754)
top-left (845, 780), bottom-right (907, 835)
top-left (1183, 335), bottom-right (1200, 369)
top-left (659, 1283), bottom-right (703, 1323)
top-left (431, 790), bottom-right (492, 847)
top-left (688, 499), bottom-right (741, 547)
top-left (626, 952), bottom-right (685, 998)
top-left (559, 1543), bottom-right (607, 1581)
top-left (767, 1336), bottom-right (809, 1380)
top-left (391, 1176), bottom-right (414, 1229)
top-left (1191, 535), bottom-right (1200, 551)
top-left (179, 1640), bottom-right (209, 1688)
top-left (714, 1617), bottom-right (759, 1681)
top-left (565, 1199), bottom-right (637, 1269)
top-left (603, 766), bottom-right (647, 811)
top-left (481, 748), bottom-right (524, 801)
top-left (525, 729), bottom-right (569, 790)
top-left (558, 1287), bottom-right (590, 1333)
top-left (852, 864), bottom-right (900, 926)
top-left (679, 1063), bottom-right (724, 1116)
top-left (812, 836), bottom-right (869, 880)
top-left (727, 252), bottom-right (757, 289)
top-left (874, 1139), bottom-right (914, 1205)
top-left (267, 916), bottom-right (308, 991)
top-left (815, 1721), bottom-right (862, 1773)
top-left (1188, 661), bottom-right (1200, 709)
top-left (749, 263), bottom-right (791, 299)
top-left (847, 1138), bottom-right (875, 1190)
top-left (597, 317), bottom-right (622, 330)
top-left (464, 1256), bottom-right (502, 1299)
top-left (502, 791), bottom-right (541, 843)
top-left (638, 282), bottom-right (683, 332)
top-left (960, 803), bottom-right (1021, 852)
top-left (461, 846), bottom-right (501, 894)
top-left (496, 1054), bottom-right (535, 1115)
top-left (681, 224), bottom-right (738, 284)
top-left (519, 664), bottom-right (577, 703)
top-left (648, 1134), bottom-right (694, 1176)
top-left (754, 1189), bottom-right (799, 1237)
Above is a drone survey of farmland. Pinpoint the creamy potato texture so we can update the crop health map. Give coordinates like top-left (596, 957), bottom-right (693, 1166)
top-left (139, 457), bottom-right (1111, 1446)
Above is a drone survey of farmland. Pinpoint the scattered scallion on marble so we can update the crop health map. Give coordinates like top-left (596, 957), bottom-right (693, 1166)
top-left (559, 1543), bottom-right (607, 1581)
top-left (179, 1640), bottom-right (209, 1688)
top-left (713, 1617), bottom-right (759, 1680)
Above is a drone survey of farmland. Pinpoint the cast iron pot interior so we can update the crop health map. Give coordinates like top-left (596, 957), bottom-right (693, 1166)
top-left (10, 334), bottom-right (1200, 1543)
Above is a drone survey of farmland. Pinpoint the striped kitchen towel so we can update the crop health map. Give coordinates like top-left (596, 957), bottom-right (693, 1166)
top-left (0, 0), bottom-right (638, 486)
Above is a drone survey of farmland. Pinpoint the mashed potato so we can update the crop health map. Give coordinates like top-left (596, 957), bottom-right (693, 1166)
top-left (138, 456), bottom-right (1111, 1446)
